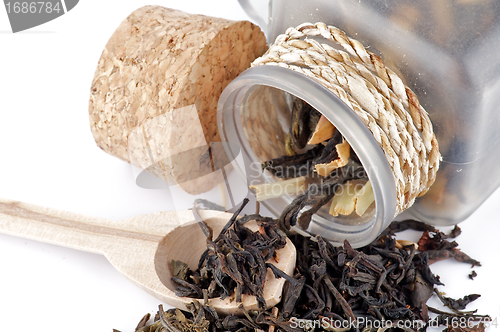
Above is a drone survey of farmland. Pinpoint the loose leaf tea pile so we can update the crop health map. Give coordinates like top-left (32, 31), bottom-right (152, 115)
top-left (171, 199), bottom-right (290, 309)
top-left (129, 210), bottom-right (489, 332)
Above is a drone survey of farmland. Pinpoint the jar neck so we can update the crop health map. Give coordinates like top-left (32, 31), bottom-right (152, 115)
top-left (217, 66), bottom-right (396, 247)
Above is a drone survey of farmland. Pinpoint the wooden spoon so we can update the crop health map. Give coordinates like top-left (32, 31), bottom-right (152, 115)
top-left (0, 198), bottom-right (296, 315)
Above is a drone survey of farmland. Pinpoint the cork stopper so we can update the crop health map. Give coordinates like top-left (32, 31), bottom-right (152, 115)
top-left (89, 6), bottom-right (267, 194)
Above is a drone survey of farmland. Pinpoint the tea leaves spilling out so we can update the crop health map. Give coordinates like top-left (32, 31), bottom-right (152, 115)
top-left (128, 202), bottom-right (488, 332)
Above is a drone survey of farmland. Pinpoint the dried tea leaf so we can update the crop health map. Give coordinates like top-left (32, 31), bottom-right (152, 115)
top-left (135, 313), bottom-right (151, 330)
top-left (250, 176), bottom-right (306, 201)
top-left (418, 230), bottom-right (441, 251)
top-left (290, 99), bottom-right (317, 150)
top-left (281, 276), bottom-right (306, 318)
top-left (410, 272), bottom-right (433, 308)
top-left (262, 145), bottom-right (323, 178)
top-left (426, 248), bottom-right (481, 266)
top-left (314, 141), bottom-right (351, 177)
top-left (285, 134), bottom-right (295, 156)
top-left (445, 225), bottom-right (462, 239)
top-left (307, 115), bottom-right (335, 145)
top-left (435, 288), bottom-right (481, 311)
top-left (450, 249), bottom-right (481, 267)
top-left (171, 260), bottom-right (190, 281)
top-left (417, 252), bottom-right (445, 286)
top-left (386, 219), bottom-right (438, 234)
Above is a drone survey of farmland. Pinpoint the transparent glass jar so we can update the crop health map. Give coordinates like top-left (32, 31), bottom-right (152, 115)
top-left (219, 0), bottom-right (500, 246)
top-left (218, 66), bottom-right (397, 247)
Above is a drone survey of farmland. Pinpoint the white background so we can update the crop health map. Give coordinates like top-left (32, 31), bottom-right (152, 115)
top-left (0, 1), bottom-right (499, 331)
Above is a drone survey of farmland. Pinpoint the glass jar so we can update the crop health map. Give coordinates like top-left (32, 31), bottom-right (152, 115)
top-left (219, 0), bottom-right (500, 246)
top-left (218, 65), bottom-right (397, 247)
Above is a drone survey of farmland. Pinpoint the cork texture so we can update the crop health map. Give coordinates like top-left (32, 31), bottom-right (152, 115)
top-left (89, 6), bottom-right (267, 194)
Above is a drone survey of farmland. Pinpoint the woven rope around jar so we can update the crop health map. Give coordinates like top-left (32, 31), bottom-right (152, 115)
top-left (251, 22), bottom-right (441, 215)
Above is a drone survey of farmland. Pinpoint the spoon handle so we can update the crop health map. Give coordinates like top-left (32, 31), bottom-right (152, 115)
top-left (0, 197), bottom-right (176, 255)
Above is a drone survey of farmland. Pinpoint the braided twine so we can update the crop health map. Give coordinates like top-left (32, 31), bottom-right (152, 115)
top-left (251, 22), bottom-right (441, 215)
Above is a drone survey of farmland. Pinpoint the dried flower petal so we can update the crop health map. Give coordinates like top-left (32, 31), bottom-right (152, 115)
top-left (395, 239), bottom-right (418, 250)
top-left (329, 180), bottom-right (364, 216)
top-left (307, 115), bottom-right (335, 145)
top-left (354, 180), bottom-right (375, 216)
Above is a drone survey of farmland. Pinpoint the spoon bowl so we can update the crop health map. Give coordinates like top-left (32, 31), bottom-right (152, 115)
top-left (154, 216), bottom-right (296, 314)
top-left (0, 198), bottom-right (295, 314)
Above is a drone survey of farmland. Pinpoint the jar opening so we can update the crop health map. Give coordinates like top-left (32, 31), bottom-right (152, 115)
top-left (217, 66), bottom-right (397, 247)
